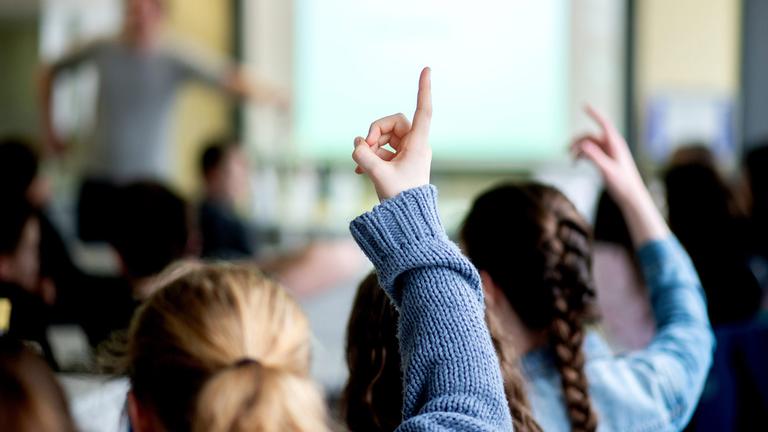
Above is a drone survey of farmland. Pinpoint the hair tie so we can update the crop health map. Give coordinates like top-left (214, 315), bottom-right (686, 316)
top-left (233, 358), bottom-right (259, 368)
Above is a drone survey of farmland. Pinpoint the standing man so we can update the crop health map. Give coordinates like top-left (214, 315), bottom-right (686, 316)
top-left (41, 0), bottom-right (285, 241)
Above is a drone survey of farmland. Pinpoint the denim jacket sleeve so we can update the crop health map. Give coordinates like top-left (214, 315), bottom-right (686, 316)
top-left (350, 185), bottom-right (513, 432)
top-left (619, 237), bottom-right (715, 429)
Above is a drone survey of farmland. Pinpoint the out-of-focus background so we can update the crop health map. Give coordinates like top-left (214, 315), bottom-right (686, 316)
top-left (2, 0), bottom-right (756, 231)
top-left (1, 0), bottom-right (767, 430)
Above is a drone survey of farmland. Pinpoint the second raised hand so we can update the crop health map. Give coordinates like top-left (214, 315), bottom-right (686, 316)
top-left (352, 67), bottom-right (433, 201)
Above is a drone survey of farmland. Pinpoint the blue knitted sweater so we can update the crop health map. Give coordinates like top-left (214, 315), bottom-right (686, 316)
top-left (350, 185), bottom-right (514, 431)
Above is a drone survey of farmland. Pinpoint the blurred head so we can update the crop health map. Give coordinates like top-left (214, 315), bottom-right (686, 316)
top-left (593, 189), bottom-right (633, 251)
top-left (126, 263), bottom-right (327, 432)
top-left (0, 337), bottom-right (76, 432)
top-left (0, 136), bottom-right (49, 208)
top-left (744, 144), bottom-right (768, 236)
top-left (665, 149), bottom-right (761, 324)
top-left (200, 138), bottom-right (250, 205)
top-left (664, 150), bottom-right (738, 241)
top-left (0, 203), bottom-right (40, 291)
top-left (461, 182), bottom-right (598, 432)
top-left (342, 272), bottom-right (402, 432)
top-left (110, 182), bottom-right (191, 282)
top-left (123, 0), bottom-right (167, 46)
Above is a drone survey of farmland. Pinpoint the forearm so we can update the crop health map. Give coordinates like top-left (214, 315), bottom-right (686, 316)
top-left (634, 237), bottom-right (714, 426)
top-left (350, 186), bottom-right (513, 431)
top-left (39, 67), bottom-right (58, 152)
top-left (617, 181), bottom-right (670, 247)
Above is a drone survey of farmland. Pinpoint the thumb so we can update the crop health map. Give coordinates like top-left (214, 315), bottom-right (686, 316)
top-left (352, 137), bottom-right (384, 174)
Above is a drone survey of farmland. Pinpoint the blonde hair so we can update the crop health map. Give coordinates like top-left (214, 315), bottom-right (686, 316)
top-left (126, 263), bottom-right (328, 432)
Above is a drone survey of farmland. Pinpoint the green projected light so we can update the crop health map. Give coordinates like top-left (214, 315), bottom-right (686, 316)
top-left (294, 0), bottom-right (569, 164)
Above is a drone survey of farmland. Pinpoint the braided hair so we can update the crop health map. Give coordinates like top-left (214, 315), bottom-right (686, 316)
top-left (462, 183), bottom-right (598, 432)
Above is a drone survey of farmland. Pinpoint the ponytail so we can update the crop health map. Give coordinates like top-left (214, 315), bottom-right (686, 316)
top-left (127, 264), bottom-right (329, 432)
top-left (194, 360), bottom-right (326, 432)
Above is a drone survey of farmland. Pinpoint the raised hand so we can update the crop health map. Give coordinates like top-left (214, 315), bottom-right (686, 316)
top-left (572, 105), bottom-right (669, 245)
top-left (571, 106), bottom-right (645, 206)
top-left (352, 67), bottom-right (433, 201)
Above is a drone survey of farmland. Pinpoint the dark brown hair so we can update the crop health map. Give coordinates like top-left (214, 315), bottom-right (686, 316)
top-left (342, 272), bottom-right (403, 432)
top-left (461, 182), bottom-right (598, 432)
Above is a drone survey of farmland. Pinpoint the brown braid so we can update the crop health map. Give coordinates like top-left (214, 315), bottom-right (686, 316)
top-left (545, 219), bottom-right (598, 432)
top-left (462, 183), bottom-right (600, 432)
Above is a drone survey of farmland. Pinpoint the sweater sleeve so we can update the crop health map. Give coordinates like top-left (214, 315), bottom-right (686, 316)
top-left (624, 237), bottom-right (715, 429)
top-left (350, 185), bottom-right (513, 432)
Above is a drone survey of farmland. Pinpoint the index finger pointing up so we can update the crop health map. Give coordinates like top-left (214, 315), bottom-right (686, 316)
top-left (411, 67), bottom-right (432, 142)
top-left (585, 105), bottom-right (618, 138)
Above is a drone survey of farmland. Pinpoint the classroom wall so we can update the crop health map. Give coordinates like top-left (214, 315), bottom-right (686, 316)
top-left (0, 18), bottom-right (40, 138)
top-left (635, 0), bottom-right (741, 163)
top-left (637, 0), bottom-right (740, 94)
top-left (167, 0), bottom-right (234, 195)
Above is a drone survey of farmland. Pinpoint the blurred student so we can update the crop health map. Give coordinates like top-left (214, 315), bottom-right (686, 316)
top-left (0, 137), bottom-right (63, 307)
top-left (664, 146), bottom-right (761, 325)
top-left (83, 182), bottom-right (193, 348)
top-left (459, 108), bottom-right (713, 431)
top-left (0, 337), bottom-right (76, 432)
top-left (743, 144), bottom-right (768, 300)
top-left (592, 190), bottom-right (654, 351)
top-left (125, 68), bottom-right (513, 432)
top-left (40, 0), bottom-right (286, 242)
top-left (342, 272), bottom-right (403, 432)
top-left (198, 138), bottom-right (256, 259)
top-left (0, 202), bottom-right (57, 367)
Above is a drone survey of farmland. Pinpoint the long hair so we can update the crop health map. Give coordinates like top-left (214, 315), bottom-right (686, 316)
top-left (126, 263), bottom-right (328, 432)
top-left (342, 272), bottom-right (403, 432)
top-left (461, 182), bottom-right (598, 432)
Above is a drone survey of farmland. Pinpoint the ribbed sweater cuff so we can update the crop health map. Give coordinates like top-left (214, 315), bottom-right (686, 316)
top-left (349, 185), bottom-right (469, 305)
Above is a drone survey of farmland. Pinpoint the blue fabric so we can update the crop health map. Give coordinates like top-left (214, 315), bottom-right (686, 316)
top-left (350, 185), bottom-right (513, 432)
top-left (687, 316), bottom-right (768, 431)
top-left (521, 237), bottom-right (715, 432)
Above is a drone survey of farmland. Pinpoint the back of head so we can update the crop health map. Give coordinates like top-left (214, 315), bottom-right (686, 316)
top-left (0, 136), bottom-right (38, 203)
top-left (461, 182), bottom-right (598, 432)
top-left (593, 189), bottom-right (633, 252)
top-left (110, 182), bottom-right (190, 279)
top-left (127, 263), bottom-right (327, 432)
top-left (744, 143), bottom-right (768, 252)
top-left (664, 154), bottom-right (738, 244)
top-left (665, 153), bottom-right (761, 324)
top-left (342, 272), bottom-right (402, 432)
top-left (0, 337), bottom-right (76, 432)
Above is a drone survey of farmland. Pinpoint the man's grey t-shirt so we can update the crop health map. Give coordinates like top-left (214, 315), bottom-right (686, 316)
top-left (53, 39), bottom-right (229, 183)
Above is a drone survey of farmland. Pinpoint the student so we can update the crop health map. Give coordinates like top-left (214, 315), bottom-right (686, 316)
top-left (0, 202), bottom-right (57, 367)
top-left (198, 138), bottom-right (256, 259)
top-left (126, 68), bottom-right (513, 431)
top-left (0, 336), bottom-right (77, 432)
top-left (342, 272), bottom-right (403, 432)
top-left (83, 182), bottom-right (192, 348)
top-left (41, 0), bottom-right (285, 241)
top-left (664, 147), bottom-right (761, 325)
top-left (743, 144), bottom-right (768, 300)
top-left (460, 108), bottom-right (714, 431)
